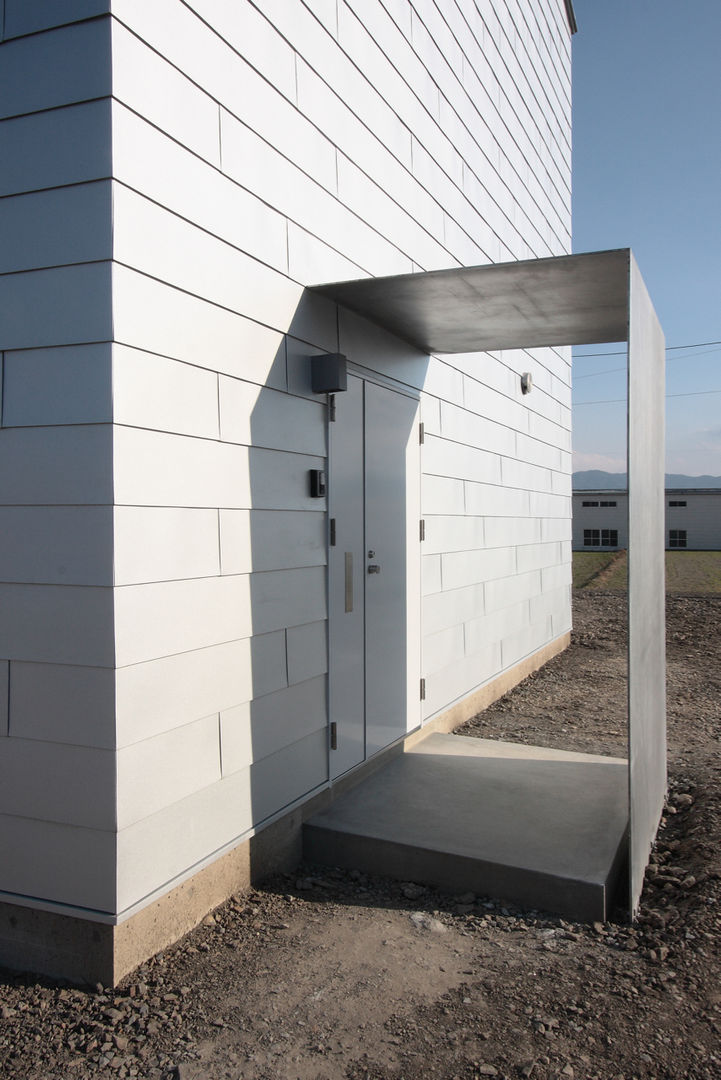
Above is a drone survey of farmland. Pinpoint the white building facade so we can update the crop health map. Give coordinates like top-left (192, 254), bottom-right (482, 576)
top-left (0, 0), bottom-right (576, 981)
top-left (573, 490), bottom-right (721, 551)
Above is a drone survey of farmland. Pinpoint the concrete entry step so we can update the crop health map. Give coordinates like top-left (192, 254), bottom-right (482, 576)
top-left (304, 733), bottom-right (629, 922)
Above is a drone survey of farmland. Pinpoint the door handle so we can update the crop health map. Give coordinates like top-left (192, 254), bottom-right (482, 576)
top-left (344, 552), bottom-right (353, 612)
top-left (367, 564), bottom-right (381, 574)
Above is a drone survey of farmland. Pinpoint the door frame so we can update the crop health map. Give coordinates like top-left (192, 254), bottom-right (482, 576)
top-left (326, 363), bottom-right (422, 780)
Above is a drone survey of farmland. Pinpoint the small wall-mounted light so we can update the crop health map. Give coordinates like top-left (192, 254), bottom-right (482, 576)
top-left (520, 372), bottom-right (533, 395)
top-left (311, 353), bottom-right (348, 393)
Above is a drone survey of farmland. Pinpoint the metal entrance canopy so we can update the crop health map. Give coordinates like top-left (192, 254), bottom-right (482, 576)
top-left (313, 249), bottom-right (632, 354)
top-left (312, 247), bottom-right (666, 917)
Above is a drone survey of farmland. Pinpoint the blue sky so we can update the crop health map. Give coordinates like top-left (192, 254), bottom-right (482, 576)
top-left (571, 0), bottom-right (721, 475)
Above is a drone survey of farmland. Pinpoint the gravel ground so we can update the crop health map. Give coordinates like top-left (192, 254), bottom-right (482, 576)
top-left (1, 591), bottom-right (719, 1080)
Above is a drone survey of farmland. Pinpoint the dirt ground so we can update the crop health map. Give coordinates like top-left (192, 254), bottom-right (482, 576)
top-left (1, 591), bottom-right (720, 1080)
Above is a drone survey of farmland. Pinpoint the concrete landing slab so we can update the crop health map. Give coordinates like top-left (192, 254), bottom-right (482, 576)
top-left (304, 734), bottom-right (629, 921)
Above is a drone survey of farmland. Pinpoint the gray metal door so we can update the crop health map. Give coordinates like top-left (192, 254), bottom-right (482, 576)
top-left (328, 374), bottom-right (420, 779)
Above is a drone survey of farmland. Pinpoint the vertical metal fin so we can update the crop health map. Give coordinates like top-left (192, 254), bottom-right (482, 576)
top-left (330, 518), bottom-right (336, 546)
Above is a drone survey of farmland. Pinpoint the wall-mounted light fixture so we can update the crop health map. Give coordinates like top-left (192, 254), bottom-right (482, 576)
top-left (310, 353), bottom-right (348, 393)
top-left (520, 372), bottom-right (533, 395)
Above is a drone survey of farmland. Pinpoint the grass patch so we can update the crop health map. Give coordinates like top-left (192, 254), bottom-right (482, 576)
top-left (573, 550), bottom-right (721, 593)
top-left (665, 551), bottom-right (721, 594)
top-left (572, 551), bottom-right (617, 588)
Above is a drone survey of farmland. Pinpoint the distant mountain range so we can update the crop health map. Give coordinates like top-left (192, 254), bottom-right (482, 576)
top-left (573, 470), bottom-right (721, 490)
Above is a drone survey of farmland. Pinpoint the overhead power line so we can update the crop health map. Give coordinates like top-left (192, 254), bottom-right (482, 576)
top-left (574, 388), bottom-right (721, 406)
top-left (574, 338), bottom-right (721, 359)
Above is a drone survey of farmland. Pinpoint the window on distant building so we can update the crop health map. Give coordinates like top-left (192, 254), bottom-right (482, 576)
top-left (584, 529), bottom-right (618, 548)
top-left (669, 500), bottom-right (687, 507)
top-left (600, 500), bottom-right (617, 507)
top-left (581, 500), bottom-right (599, 507)
top-left (669, 530), bottom-right (687, 548)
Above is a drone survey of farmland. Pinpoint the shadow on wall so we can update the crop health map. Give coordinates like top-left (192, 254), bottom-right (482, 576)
top-left (222, 290), bottom-right (427, 864)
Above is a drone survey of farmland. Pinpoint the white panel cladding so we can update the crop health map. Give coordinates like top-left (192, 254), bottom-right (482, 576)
top-left (337, 309), bottom-right (430, 389)
top-left (287, 223), bottom-right (367, 289)
top-left (111, 21), bottom-right (221, 167)
top-left (484, 517), bottom-right (542, 549)
top-left (286, 621), bottom-right (327, 686)
top-left (501, 617), bottom-right (554, 670)
top-left (250, 631), bottom-right (288, 699)
top-left (111, 267), bottom-right (290, 385)
top-left (114, 567), bottom-right (326, 668)
top-left (112, 347), bottom-right (220, 440)
top-left (111, 185), bottom-right (303, 331)
top-left (484, 569), bottom-right (542, 614)
top-left (101, 0), bottom-right (573, 913)
top-left (10, 662), bottom-right (115, 748)
top-left (117, 714), bottom-right (222, 829)
top-left (0, 264), bottom-right (112, 351)
top-left (441, 545), bottom-right (517, 592)
top-left (464, 481), bottom-right (530, 519)
top-left (0, 12), bottom-right (116, 922)
top-left (0, 584), bottom-right (114, 667)
top-left (112, 428), bottom-right (250, 510)
top-left (220, 511), bottom-right (326, 575)
top-left (422, 474), bottom-right (465, 516)
top-left (0, 100), bottom-right (112, 197)
top-left (464, 598), bottom-right (532, 656)
top-left (529, 584), bottom-right (571, 632)
top-left (0, 18), bottom-right (111, 119)
top-left (423, 516), bottom-right (485, 555)
top-left (0, 738), bottom-right (115, 829)
top-left (113, 508), bottom-right (221, 586)
top-left (423, 582), bottom-right (485, 637)
top-left (0, 814), bottom-right (115, 912)
top-left (114, 577), bottom-right (252, 668)
top-left (246, 449), bottom-right (327, 512)
top-left (423, 640), bottom-right (503, 719)
top-left (2, 345), bottom-right (112, 428)
top-left (115, 640), bottom-right (252, 749)
top-left (0, 183), bottom-right (111, 274)
top-left (423, 624), bottom-right (465, 676)
top-left (2, 0), bottom-right (110, 39)
top-left (220, 675), bottom-right (327, 776)
top-left (112, 107), bottom-right (288, 276)
top-left (116, 728), bottom-right (327, 913)
top-left (219, 378), bottom-right (326, 455)
top-left (440, 401), bottom-right (516, 457)
top-left (221, 110), bottom-right (412, 278)
top-left (0, 507), bottom-right (113, 586)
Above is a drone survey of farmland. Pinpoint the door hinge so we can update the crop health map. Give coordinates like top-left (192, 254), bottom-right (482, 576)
top-left (329, 394), bottom-right (336, 421)
top-left (420, 678), bottom-right (426, 701)
top-left (419, 421), bottom-right (425, 444)
top-left (329, 518), bottom-right (336, 546)
top-left (419, 519), bottom-right (425, 541)
top-left (330, 721), bottom-right (338, 750)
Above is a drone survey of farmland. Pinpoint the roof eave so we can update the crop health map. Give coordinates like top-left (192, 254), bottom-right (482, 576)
top-left (565, 0), bottom-right (578, 34)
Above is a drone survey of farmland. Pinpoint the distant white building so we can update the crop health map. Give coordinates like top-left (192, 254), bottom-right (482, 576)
top-left (572, 490), bottom-right (721, 550)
